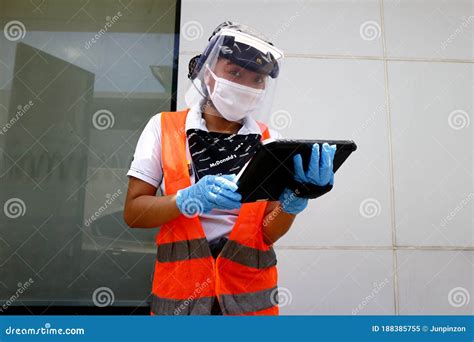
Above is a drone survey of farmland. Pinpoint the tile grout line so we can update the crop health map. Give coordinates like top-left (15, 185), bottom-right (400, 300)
top-left (279, 55), bottom-right (474, 64)
top-left (379, 0), bottom-right (400, 316)
top-left (180, 51), bottom-right (474, 64)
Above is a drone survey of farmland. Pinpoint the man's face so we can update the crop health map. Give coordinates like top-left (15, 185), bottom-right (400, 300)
top-left (207, 58), bottom-right (267, 90)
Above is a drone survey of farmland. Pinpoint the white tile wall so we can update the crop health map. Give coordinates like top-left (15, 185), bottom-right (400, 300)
top-left (384, 0), bottom-right (474, 60)
top-left (273, 57), bottom-right (392, 247)
top-left (180, 0), bottom-right (383, 57)
top-left (178, 0), bottom-right (473, 314)
top-left (397, 250), bottom-right (473, 314)
top-left (389, 61), bottom-right (473, 247)
top-left (276, 249), bottom-right (395, 315)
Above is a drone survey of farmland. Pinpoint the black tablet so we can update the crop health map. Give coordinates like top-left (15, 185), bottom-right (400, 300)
top-left (235, 139), bottom-right (357, 203)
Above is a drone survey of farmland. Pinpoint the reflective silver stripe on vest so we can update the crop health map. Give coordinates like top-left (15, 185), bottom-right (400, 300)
top-left (219, 286), bottom-right (278, 315)
top-left (151, 293), bottom-right (214, 315)
top-left (156, 237), bottom-right (211, 262)
top-left (219, 239), bottom-right (277, 269)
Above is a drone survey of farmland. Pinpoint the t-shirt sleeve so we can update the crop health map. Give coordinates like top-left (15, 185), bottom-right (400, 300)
top-left (126, 113), bottom-right (163, 188)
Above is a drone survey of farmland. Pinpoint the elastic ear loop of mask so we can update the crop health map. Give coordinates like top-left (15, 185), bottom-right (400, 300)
top-left (204, 64), bottom-right (216, 98)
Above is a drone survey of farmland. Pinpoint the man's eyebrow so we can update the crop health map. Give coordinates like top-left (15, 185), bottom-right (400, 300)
top-left (224, 61), bottom-right (241, 68)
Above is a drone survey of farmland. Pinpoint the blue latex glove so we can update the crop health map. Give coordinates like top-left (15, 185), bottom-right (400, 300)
top-left (176, 174), bottom-right (242, 216)
top-left (279, 143), bottom-right (337, 215)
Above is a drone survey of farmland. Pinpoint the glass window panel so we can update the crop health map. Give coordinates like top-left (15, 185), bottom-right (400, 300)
top-left (0, 0), bottom-right (179, 308)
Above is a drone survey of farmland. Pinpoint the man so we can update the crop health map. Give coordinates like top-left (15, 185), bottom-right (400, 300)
top-left (124, 22), bottom-right (336, 315)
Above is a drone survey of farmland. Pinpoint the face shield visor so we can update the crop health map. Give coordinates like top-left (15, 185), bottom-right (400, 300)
top-left (185, 28), bottom-right (284, 124)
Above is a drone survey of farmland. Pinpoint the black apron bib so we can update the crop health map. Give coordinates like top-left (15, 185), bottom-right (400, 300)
top-left (186, 128), bottom-right (261, 181)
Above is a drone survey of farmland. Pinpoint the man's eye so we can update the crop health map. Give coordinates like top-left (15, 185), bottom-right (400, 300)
top-left (255, 77), bottom-right (264, 84)
top-left (229, 70), bottom-right (241, 77)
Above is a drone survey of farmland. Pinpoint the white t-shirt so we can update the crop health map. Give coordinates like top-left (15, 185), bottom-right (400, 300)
top-left (127, 106), bottom-right (282, 243)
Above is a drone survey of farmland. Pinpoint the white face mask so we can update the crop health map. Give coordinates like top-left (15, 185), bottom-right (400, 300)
top-left (205, 65), bottom-right (265, 122)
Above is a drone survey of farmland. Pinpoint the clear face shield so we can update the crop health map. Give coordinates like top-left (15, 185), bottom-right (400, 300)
top-left (185, 28), bottom-right (284, 124)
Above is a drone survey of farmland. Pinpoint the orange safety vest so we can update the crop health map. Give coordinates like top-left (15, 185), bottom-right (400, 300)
top-left (150, 109), bottom-right (279, 315)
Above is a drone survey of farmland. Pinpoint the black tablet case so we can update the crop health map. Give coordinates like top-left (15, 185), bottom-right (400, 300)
top-left (236, 139), bottom-right (357, 203)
